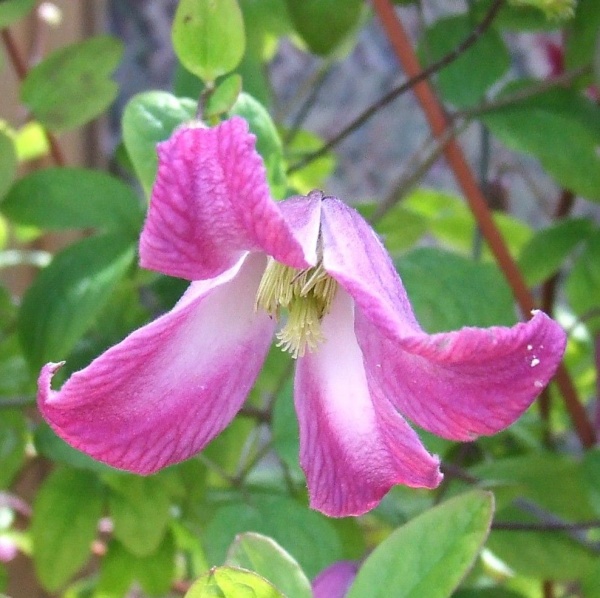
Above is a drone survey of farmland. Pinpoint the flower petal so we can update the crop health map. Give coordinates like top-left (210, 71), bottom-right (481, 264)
top-left (140, 117), bottom-right (310, 280)
top-left (294, 289), bottom-right (441, 518)
top-left (356, 309), bottom-right (566, 440)
top-left (320, 196), bottom-right (422, 338)
top-left (38, 253), bottom-right (274, 474)
top-left (312, 561), bottom-right (358, 598)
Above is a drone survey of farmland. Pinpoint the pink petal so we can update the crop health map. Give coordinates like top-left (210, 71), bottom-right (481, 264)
top-left (356, 309), bottom-right (566, 440)
top-left (312, 561), bottom-right (358, 598)
top-left (318, 195), bottom-right (566, 440)
top-left (319, 196), bottom-right (422, 339)
top-left (294, 289), bottom-right (441, 518)
top-left (38, 254), bottom-right (274, 474)
top-left (140, 117), bottom-right (310, 280)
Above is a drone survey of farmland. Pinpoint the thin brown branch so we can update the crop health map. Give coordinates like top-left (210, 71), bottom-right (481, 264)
top-left (492, 519), bottom-right (600, 532)
top-left (1, 27), bottom-right (66, 167)
top-left (454, 64), bottom-right (591, 120)
top-left (371, 0), bottom-right (596, 448)
top-left (286, 0), bottom-right (505, 174)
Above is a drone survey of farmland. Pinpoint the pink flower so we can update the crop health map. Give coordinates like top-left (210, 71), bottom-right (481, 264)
top-left (38, 117), bottom-right (566, 517)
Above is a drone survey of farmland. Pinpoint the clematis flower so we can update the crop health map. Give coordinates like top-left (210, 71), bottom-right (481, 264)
top-left (38, 117), bottom-right (566, 517)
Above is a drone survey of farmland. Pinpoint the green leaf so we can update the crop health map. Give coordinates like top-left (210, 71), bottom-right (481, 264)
top-left (487, 506), bottom-right (596, 579)
top-left (205, 74), bottom-right (243, 118)
top-left (31, 469), bottom-right (104, 592)
top-left (508, 0), bottom-right (575, 20)
top-left (346, 491), bottom-right (494, 598)
top-left (419, 13), bottom-right (510, 107)
top-left (284, 0), bottom-right (363, 56)
top-left (135, 531), bottom-right (177, 596)
top-left (518, 218), bottom-right (594, 286)
top-left (483, 86), bottom-right (600, 200)
top-left (185, 567), bottom-right (285, 598)
top-left (230, 93), bottom-right (286, 198)
top-left (0, 410), bottom-right (27, 488)
top-left (122, 91), bottom-right (196, 195)
top-left (0, 0), bottom-right (36, 27)
top-left (396, 248), bottom-right (517, 333)
top-left (21, 35), bottom-right (123, 132)
top-left (358, 203), bottom-right (427, 254)
top-left (287, 129), bottom-right (336, 195)
top-left (565, 229), bottom-right (600, 332)
top-left (476, 0), bottom-right (563, 30)
top-left (582, 448), bottom-right (600, 517)
top-left (565, 0), bottom-right (600, 72)
top-left (226, 533), bottom-right (312, 598)
top-left (106, 475), bottom-right (171, 557)
top-left (205, 495), bottom-right (342, 578)
top-left (471, 454), bottom-right (596, 519)
top-left (402, 188), bottom-right (532, 258)
top-left (173, 0), bottom-right (245, 83)
top-left (13, 121), bottom-right (50, 161)
top-left (0, 131), bottom-right (17, 201)
top-left (18, 233), bottom-right (135, 370)
top-left (0, 167), bottom-right (143, 236)
top-left (34, 423), bottom-right (117, 474)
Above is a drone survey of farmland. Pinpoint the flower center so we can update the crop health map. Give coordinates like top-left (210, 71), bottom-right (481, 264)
top-left (255, 258), bottom-right (338, 358)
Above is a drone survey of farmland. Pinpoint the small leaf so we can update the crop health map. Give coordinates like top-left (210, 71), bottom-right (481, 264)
top-left (419, 13), bottom-right (510, 107)
top-left (284, 0), bottom-right (363, 56)
top-left (31, 469), bottom-right (104, 592)
top-left (518, 217), bottom-right (594, 286)
top-left (122, 91), bottom-right (197, 195)
top-left (205, 495), bottom-right (342, 578)
top-left (287, 129), bottom-right (336, 195)
top-left (21, 35), bottom-right (123, 132)
top-left (0, 167), bottom-right (143, 236)
top-left (106, 475), bottom-right (171, 557)
top-left (230, 93), bottom-right (286, 198)
top-left (13, 121), bottom-right (50, 161)
top-left (185, 567), bottom-right (285, 598)
top-left (565, 0), bottom-right (600, 72)
top-left (0, 0), bottom-right (36, 27)
top-left (0, 410), bottom-right (27, 488)
top-left (226, 532), bottom-right (312, 598)
top-left (205, 74), bottom-right (242, 118)
top-left (346, 491), bottom-right (494, 598)
top-left (0, 131), bottom-right (17, 201)
top-left (172, 0), bottom-right (245, 83)
top-left (18, 233), bottom-right (135, 370)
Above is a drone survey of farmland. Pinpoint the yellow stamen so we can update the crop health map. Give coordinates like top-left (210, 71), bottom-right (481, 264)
top-left (255, 258), bottom-right (338, 358)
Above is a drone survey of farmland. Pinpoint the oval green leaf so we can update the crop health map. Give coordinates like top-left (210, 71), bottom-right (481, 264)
top-left (0, 167), bottom-right (144, 236)
top-left (19, 233), bottom-right (135, 370)
top-left (284, 0), bottom-right (363, 56)
top-left (31, 469), bottom-right (104, 592)
top-left (21, 35), bottom-right (123, 132)
top-left (172, 0), bottom-right (245, 83)
top-left (226, 533), bottom-right (312, 598)
top-left (185, 566), bottom-right (284, 598)
top-left (518, 217), bottom-right (593, 286)
top-left (419, 13), bottom-right (510, 108)
top-left (122, 91), bottom-right (197, 195)
top-left (230, 93), bottom-right (286, 198)
top-left (0, 130), bottom-right (17, 201)
top-left (346, 491), bottom-right (494, 598)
